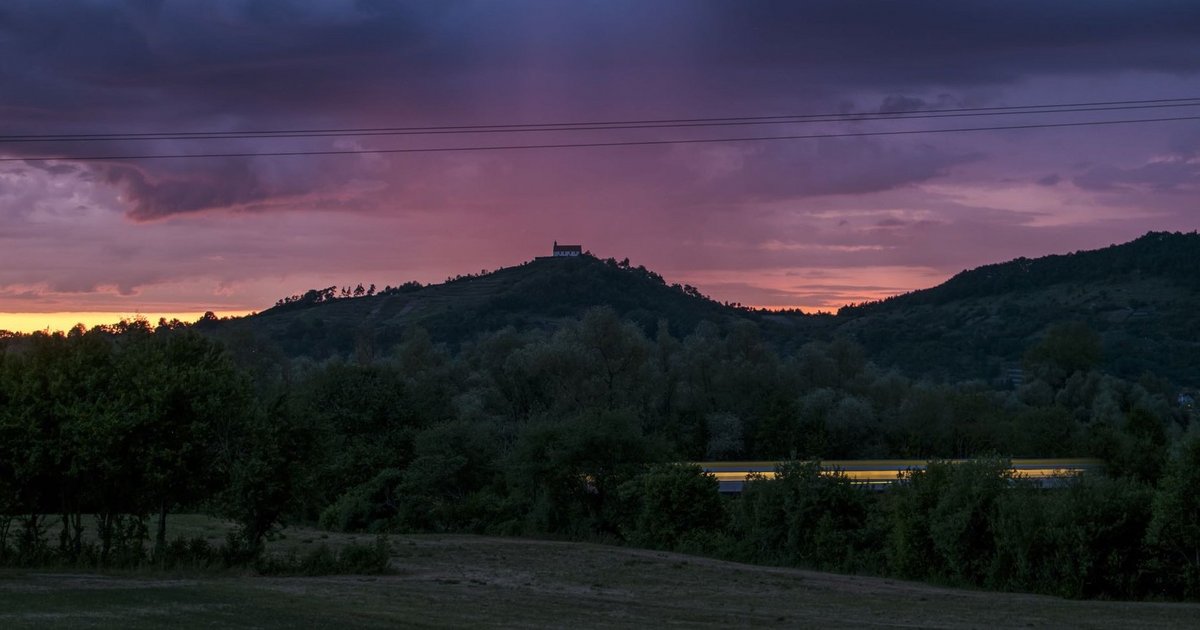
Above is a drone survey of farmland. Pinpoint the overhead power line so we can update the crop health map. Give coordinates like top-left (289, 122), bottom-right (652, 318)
top-left (2, 114), bottom-right (1197, 163)
top-left (2, 95), bottom-right (1199, 143)
top-left (1, 101), bottom-right (1199, 144)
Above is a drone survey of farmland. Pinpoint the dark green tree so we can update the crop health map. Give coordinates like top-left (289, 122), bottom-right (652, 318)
top-left (1145, 435), bottom-right (1200, 597)
top-left (618, 464), bottom-right (725, 550)
top-left (735, 461), bottom-right (874, 570)
top-left (1024, 322), bottom-right (1102, 387)
top-left (117, 330), bottom-right (251, 556)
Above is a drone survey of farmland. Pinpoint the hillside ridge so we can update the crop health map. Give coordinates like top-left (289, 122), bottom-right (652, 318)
top-left (840, 231), bottom-right (1200, 316)
top-left (209, 254), bottom-right (753, 359)
top-left (202, 231), bottom-right (1200, 383)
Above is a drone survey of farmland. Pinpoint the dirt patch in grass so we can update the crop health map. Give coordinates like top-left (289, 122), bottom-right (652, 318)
top-left (251, 532), bottom-right (1200, 629)
top-left (2, 520), bottom-right (1198, 629)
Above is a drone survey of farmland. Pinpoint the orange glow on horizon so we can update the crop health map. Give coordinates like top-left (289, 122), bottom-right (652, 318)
top-left (0, 311), bottom-right (254, 334)
top-left (676, 265), bottom-right (948, 315)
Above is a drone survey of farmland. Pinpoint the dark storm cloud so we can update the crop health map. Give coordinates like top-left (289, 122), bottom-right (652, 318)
top-left (1, 0), bottom-right (1199, 221)
top-left (0, 1), bottom-right (450, 218)
top-left (0, 1), bottom-right (453, 122)
top-left (701, 1), bottom-right (1200, 85)
top-left (5, 1), bottom-right (1200, 118)
top-left (98, 161), bottom-right (272, 220)
top-left (698, 139), bottom-right (981, 201)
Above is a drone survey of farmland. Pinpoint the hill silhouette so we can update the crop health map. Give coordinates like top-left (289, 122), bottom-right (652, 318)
top-left (205, 231), bottom-right (1200, 385)
top-left (209, 255), bottom-right (757, 360)
top-left (841, 231), bottom-right (1200, 312)
top-left (835, 231), bottom-right (1200, 383)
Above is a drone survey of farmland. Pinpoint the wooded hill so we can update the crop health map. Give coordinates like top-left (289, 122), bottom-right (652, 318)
top-left (836, 231), bottom-right (1200, 384)
top-left (206, 231), bottom-right (1200, 387)
top-left (205, 255), bottom-right (763, 361)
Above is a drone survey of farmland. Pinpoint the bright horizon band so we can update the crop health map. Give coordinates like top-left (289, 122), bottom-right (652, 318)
top-left (0, 311), bottom-right (255, 334)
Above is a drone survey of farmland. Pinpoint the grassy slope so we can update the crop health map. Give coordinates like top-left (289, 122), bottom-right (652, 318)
top-left (1, 518), bottom-right (1196, 629)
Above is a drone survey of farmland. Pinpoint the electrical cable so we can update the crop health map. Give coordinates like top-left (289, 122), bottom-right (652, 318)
top-left (2, 114), bottom-right (1196, 162)
top-left (2, 96), bottom-right (1199, 143)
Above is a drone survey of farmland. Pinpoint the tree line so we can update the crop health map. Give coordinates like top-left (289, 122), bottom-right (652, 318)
top-left (0, 321), bottom-right (298, 568)
top-left (0, 308), bottom-right (1196, 597)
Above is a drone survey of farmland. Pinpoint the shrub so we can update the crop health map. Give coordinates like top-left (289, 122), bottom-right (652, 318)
top-left (886, 457), bottom-right (1012, 584)
top-left (1145, 436), bottom-right (1200, 598)
top-left (618, 464), bottom-right (726, 550)
top-left (318, 469), bottom-right (404, 532)
top-left (255, 536), bottom-right (392, 576)
top-left (337, 536), bottom-right (392, 574)
top-left (991, 476), bottom-right (1153, 598)
top-left (734, 461), bottom-right (876, 571)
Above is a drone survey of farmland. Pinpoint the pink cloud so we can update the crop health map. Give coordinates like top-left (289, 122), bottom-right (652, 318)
top-left (2, 3), bottom-right (1199, 322)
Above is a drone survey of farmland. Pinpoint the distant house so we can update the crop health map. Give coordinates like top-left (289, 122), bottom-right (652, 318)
top-left (1179, 392), bottom-right (1196, 408)
top-left (553, 241), bottom-right (582, 257)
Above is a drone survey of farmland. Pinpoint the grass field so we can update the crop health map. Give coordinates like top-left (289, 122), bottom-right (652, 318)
top-left (1, 518), bottom-right (1197, 629)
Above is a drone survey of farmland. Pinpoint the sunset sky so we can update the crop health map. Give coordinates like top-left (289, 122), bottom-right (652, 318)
top-left (2, 1), bottom-right (1199, 332)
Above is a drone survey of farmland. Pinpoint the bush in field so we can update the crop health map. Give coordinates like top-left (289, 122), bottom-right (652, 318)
top-left (337, 536), bottom-right (393, 574)
top-left (256, 536), bottom-right (392, 576)
top-left (991, 476), bottom-right (1153, 598)
top-left (618, 464), bottom-right (726, 550)
top-left (319, 468), bottom-right (404, 533)
top-left (733, 461), bottom-right (877, 571)
top-left (1145, 435), bottom-right (1200, 598)
top-left (886, 457), bottom-right (1012, 584)
top-left (157, 536), bottom-right (221, 570)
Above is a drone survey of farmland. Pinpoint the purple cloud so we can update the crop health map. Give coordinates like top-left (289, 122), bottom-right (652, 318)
top-left (1, 1), bottom-right (1199, 320)
top-left (1074, 157), bottom-right (1200, 193)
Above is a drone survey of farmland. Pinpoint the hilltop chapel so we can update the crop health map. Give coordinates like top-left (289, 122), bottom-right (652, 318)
top-left (552, 241), bottom-right (582, 257)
